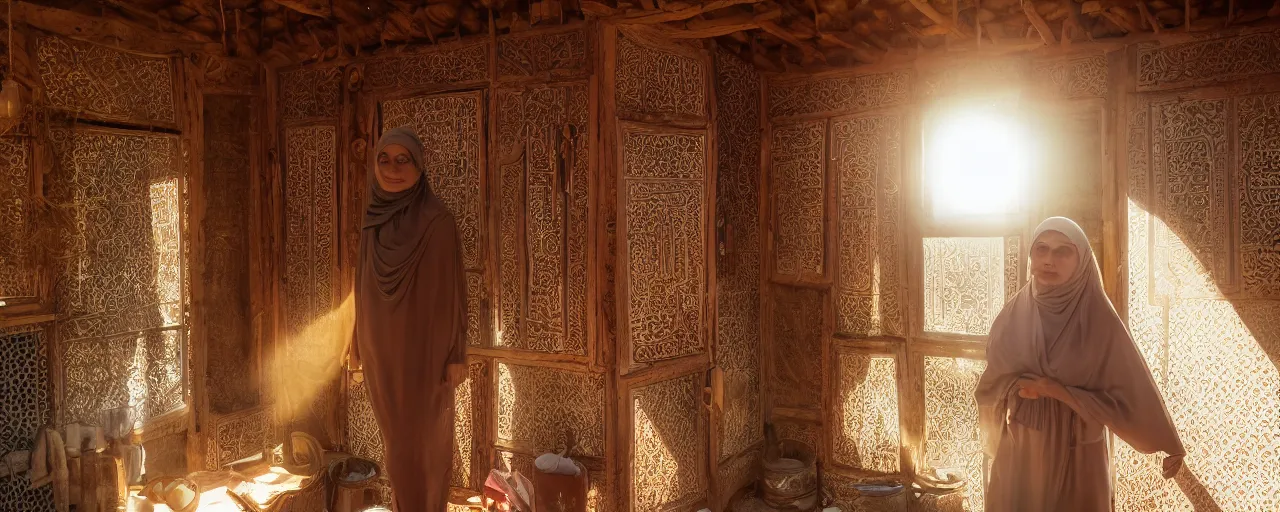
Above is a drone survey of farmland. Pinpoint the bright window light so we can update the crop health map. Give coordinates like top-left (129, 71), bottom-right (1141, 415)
top-left (923, 102), bottom-right (1031, 221)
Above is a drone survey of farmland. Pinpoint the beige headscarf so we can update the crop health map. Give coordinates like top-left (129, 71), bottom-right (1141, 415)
top-left (976, 217), bottom-right (1185, 478)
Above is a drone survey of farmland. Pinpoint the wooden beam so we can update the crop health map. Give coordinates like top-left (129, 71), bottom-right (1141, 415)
top-left (1185, 0), bottom-right (1191, 31)
top-left (1022, 0), bottom-right (1057, 43)
top-left (611, 0), bottom-right (764, 24)
top-left (1100, 8), bottom-right (1138, 31)
top-left (13, 1), bottom-right (219, 54)
top-left (274, 0), bottom-right (331, 18)
top-left (906, 0), bottom-right (967, 37)
top-left (1136, 1), bottom-right (1160, 31)
top-left (100, 0), bottom-right (216, 43)
top-left (757, 19), bottom-right (824, 63)
top-left (661, 8), bottom-right (780, 38)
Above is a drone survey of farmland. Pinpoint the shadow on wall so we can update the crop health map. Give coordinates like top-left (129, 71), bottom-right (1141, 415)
top-left (1120, 194), bottom-right (1280, 511)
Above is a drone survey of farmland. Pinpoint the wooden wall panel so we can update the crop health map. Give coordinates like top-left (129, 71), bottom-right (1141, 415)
top-left (769, 285), bottom-right (822, 411)
top-left (920, 356), bottom-right (987, 512)
top-left (381, 91), bottom-right (488, 348)
top-left (497, 27), bottom-right (590, 81)
top-left (494, 84), bottom-right (590, 355)
top-left (496, 361), bottom-right (605, 456)
top-left (0, 134), bottom-right (35, 303)
top-left (279, 67), bottom-right (342, 123)
top-left (34, 35), bottom-right (177, 127)
top-left (1118, 41), bottom-right (1280, 507)
top-left (202, 94), bottom-right (257, 416)
top-left (831, 113), bottom-right (905, 338)
top-left (630, 372), bottom-right (706, 511)
top-left (770, 120), bottom-right (827, 282)
top-left (831, 348), bottom-right (900, 473)
top-left (617, 125), bottom-right (709, 370)
top-left (0, 325), bottom-right (55, 511)
top-left (48, 126), bottom-right (186, 425)
top-left (768, 70), bottom-right (911, 120)
top-left (363, 42), bottom-right (489, 91)
top-left (614, 30), bottom-right (707, 121)
top-left (281, 124), bottom-right (340, 443)
top-left (713, 48), bottom-right (763, 468)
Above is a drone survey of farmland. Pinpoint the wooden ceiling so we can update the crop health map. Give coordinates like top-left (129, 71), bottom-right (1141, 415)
top-left (30, 0), bottom-right (1280, 68)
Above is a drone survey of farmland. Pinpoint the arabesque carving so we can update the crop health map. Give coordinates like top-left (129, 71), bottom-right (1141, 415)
top-left (922, 237), bottom-right (1005, 336)
top-left (632, 373), bottom-right (706, 510)
top-left (1235, 92), bottom-right (1280, 298)
top-left (1031, 55), bottom-right (1107, 98)
top-left (833, 352), bottom-right (900, 473)
top-left (923, 356), bottom-right (988, 512)
top-left (0, 136), bottom-right (34, 301)
top-left (1137, 30), bottom-right (1280, 91)
top-left (621, 128), bottom-right (707, 366)
top-left (498, 29), bottom-right (589, 78)
top-left (279, 67), bottom-right (342, 122)
top-left (770, 286), bottom-right (822, 410)
top-left (615, 32), bottom-right (707, 119)
top-left (771, 121), bottom-right (826, 280)
top-left (364, 43), bottom-right (489, 90)
top-left (206, 409), bottom-right (271, 470)
top-left (35, 36), bottom-right (176, 125)
top-left (497, 362), bottom-right (605, 456)
top-left (768, 70), bottom-right (911, 119)
top-left (0, 326), bottom-right (54, 511)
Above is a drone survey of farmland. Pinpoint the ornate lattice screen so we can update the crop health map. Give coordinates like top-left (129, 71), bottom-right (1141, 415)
top-left (1118, 34), bottom-right (1280, 509)
top-left (0, 325), bottom-right (55, 511)
top-left (48, 126), bottom-right (186, 425)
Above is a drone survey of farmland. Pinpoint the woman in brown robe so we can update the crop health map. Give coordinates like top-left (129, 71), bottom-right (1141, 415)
top-left (356, 127), bottom-right (468, 511)
top-left (976, 217), bottom-right (1185, 511)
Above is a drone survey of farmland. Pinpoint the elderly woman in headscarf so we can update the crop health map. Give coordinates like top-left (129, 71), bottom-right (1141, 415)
top-left (356, 126), bottom-right (468, 510)
top-left (976, 217), bottom-right (1185, 511)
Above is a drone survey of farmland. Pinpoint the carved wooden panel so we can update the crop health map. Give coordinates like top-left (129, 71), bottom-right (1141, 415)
top-left (498, 28), bottom-right (589, 79)
top-left (494, 84), bottom-right (589, 355)
top-left (1151, 97), bottom-right (1233, 298)
top-left (48, 127), bottom-right (185, 424)
top-left (774, 420), bottom-right (822, 451)
top-left (282, 125), bottom-right (339, 442)
top-left (279, 67), bottom-right (342, 122)
top-left (35, 36), bottom-right (176, 125)
top-left (717, 451), bottom-right (759, 507)
top-left (452, 359), bottom-right (489, 490)
top-left (1120, 94), bottom-right (1280, 510)
top-left (631, 373), bottom-right (706, 511)
top-left (832, 114), bottom-right (905, 337)
top-left (364, 43), bottom-right (489, 90)
top-left (1030, 55), bottom-right (1107, 98)
top-left (770, 286), bottom-right (823, 410)
top-left (922, 237), bottom-right (1005, 337)
top-left (497, 362), bottom-right (604, 456)
top-left (619, 126), bottom-right (708, 368)
top-left (771, 120), bottom-right (827, 281)
top-left (1004, 236), bottom-right (1023, 302)
top-left (346, 378), bottom-right (384, 464)
top-left (0, 135), bottom-right (34, 302)
top-left (715, 48), bottom-right (762, 461)
top-left (203, 94), bottom-right (256, 415)
top-left (922, 356), bottom-right (988, 512)
top-left (1137, 30), bottom-right (1280, 91)
top-left (205, 408), bottom-right (272, 470)
top-left (615, 31), bottom-right (707, 119)
top-left (1235, 92), bottom-right (1280, 298)
top-left (768, 70), bottom-right (912, 119)
top-left (0, 326), bottom-right (55, 511)
top-left (832, 350), bottom-right (900, 473)
top-left (382, 91), bottom-right (487, 347)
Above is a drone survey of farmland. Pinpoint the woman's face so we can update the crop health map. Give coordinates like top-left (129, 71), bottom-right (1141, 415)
top-left (1030, 230), bottom-right (1079, 289)
top-left (375, 144), bottom-right (421, 193)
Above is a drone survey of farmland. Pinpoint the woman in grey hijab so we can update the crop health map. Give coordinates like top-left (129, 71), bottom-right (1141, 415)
top-left (976, 217), bottom-right (1185, 511)
top-left (355, 126), bottom-right (468, 510)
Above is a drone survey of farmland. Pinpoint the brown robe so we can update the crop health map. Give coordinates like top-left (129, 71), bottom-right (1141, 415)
top-left (976, 217), bottom-right (1185, 512)
top-left (356, 127), bottom-right (468, 511)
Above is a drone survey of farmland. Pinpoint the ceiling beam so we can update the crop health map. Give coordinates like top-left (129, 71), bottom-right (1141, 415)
top-left (661, 8), bottom-right (781, 38)
top-left (1022, 0), bottom-right (1058, 44)
top-left (905, 0), bottom-right (968, 37)
top-left (593, 0), bottom-right (765, 25)
top-left (274, 0), bottom-right (332, 19)
top-left (757, 19), bottom-right (825, 63)
top-left (1136, 1), bottom-right (1161, 32)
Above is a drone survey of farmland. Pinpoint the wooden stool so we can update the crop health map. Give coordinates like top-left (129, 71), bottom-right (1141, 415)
top-left (327, 457), bottom-right (381, 512)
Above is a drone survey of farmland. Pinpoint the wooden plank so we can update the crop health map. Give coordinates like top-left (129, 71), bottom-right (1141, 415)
top-left (1137, 1), bottom-right (1162, 33)
top-left (1024, 0), bottom-right (1058, 44)
top-left (13, 1), bottom-right (219, 54)
top-left (906, 0), bottom-right (968, 37)
top-left (660, 9), bottom-right (781, 38)
top-left (609, 0), bottom-right (757, 24)
top-left (757, 19), bottom-right (823, 63)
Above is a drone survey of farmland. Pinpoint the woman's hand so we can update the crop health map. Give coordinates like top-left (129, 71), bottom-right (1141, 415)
top-left (446, 363), bottom-right (467, 387)
top-left (1016, 375), bottom-right (1065, 401)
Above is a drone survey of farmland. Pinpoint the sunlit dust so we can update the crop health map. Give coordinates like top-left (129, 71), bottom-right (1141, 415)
top-left (269, 291), bottom-right (356, 429)
top-left (923, 103), bottom-right (1033, 221)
